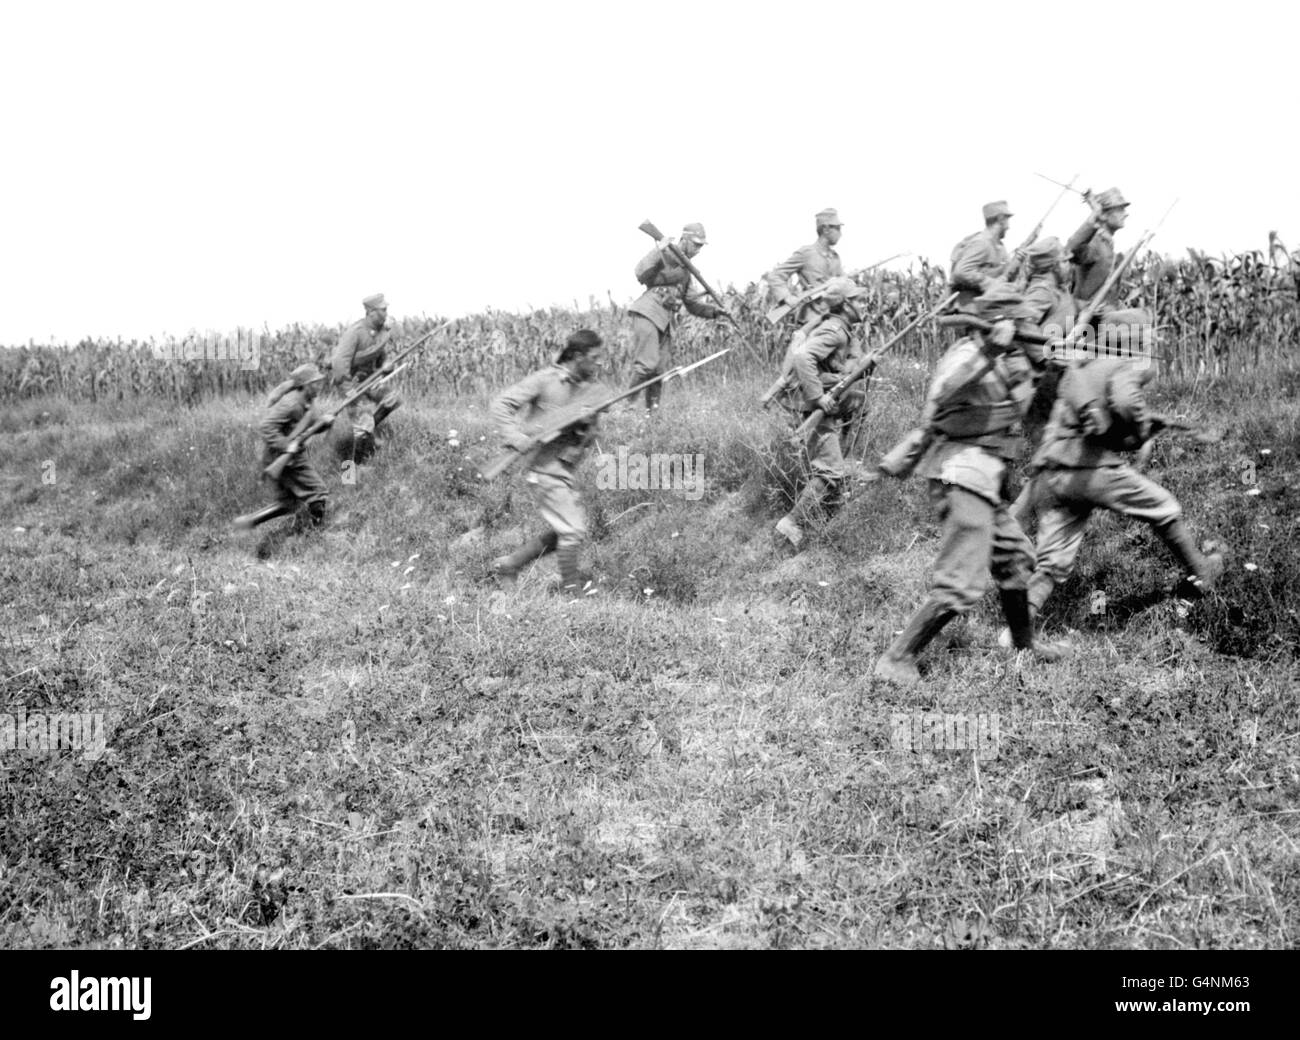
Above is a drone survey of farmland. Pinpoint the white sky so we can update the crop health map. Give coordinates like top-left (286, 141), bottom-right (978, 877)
top-left (3, 0), bottom-right (1296, 342)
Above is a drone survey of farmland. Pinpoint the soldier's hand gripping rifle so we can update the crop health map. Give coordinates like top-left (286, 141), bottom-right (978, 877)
top-left (1004, 174), bottom-right (1079, 285)
top-left (479, 348), bottom-right (730, 481)
top-left (790, 292), bottom-right (958, 440)
top-left (263, 323), bottom-right (448, 481)
top-left (765, 252), bottom-right (912, 324)
top-left (638, 220), bottom-right (739, 330)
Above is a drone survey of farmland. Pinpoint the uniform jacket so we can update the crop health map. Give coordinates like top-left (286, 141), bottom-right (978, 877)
top-left (332, 320), bottom-right (394, 383)
top-left (763, 242), bottom-right (843, 304)
top-left (259, 385), bottom-right (316, 462)
top-left (950, 228), bottom-right (1010, 305)
top-left (1066, 219), bottom-right (1116, 304)
top-left (490, 364), bottom-right (601, 475)
top-left (628, 247), bottom-right (720, 332)
top-left (1023, 273), bottom-right (1078, 339)
top-left (1032, 359), bottom-right (1152, 470)
top-left (787, 312), bottom-right (862, 407)
top-left (918, 336), bottom-right (1037, 504)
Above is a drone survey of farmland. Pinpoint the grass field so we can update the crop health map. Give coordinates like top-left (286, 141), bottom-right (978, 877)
top-left (1, 365), bottom-right (1297, 949)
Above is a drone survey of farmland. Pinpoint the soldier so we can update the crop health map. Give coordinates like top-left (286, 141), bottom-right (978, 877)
top-left (873, 287), bottom-right (1068, 687)
top-left (763, 208), bottom-right (845, 318)
top-left (331, 293), bottom-right (400, 456)
top-left (1021, 323), bottom-right (1224, 624)
top-left (627, 223), bottom-right (730, 412)
top-left (490, 329), bottom-right (605, 593)
top-left (1066, 188), bottom-right (1129, 309)
top-left (774, 276), bottom-right (869, 549)
top-left (950, 201), bottom-right (1018, 307)
top-left (233, 363), bottom-right (331, 532)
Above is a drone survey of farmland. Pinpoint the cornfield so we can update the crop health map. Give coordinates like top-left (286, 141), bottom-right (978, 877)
top-left (3, 246), bottom-right (1297, 404)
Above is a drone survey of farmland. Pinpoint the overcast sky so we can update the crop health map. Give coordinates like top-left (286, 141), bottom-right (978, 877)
top-left (3, 0), bottom-right (1296, 343)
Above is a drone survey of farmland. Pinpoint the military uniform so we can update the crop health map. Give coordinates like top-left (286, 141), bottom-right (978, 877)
top-left (331, 293), bottom-right (402, 449)
top-left (763, 208), bottom-right (845, 318)
top-left (1066, 188), bottom-right (1129, 307)
top-left (234, 364), bottom-right (329, 531)
top-left (490, 352), bottom-right (602, 589)
top-left (950, 201), bottom-right (1013, 307)
top-left (874, 288), bottom-right (1065, 686)
top-left (1026, 355), bottom-right (1222, 615)
top-left (627, 223), bottom-right (723, 410)
top-left (774, 282), bottom-right (867, 547)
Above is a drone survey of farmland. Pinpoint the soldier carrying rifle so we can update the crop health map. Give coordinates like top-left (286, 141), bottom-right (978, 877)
top-left (331, 293), bottom-right (402, 458)
top-left (773, 276), bottom-right (870, 549)
top-left (763, 208), bottom-right (845, 322)
top-left (233, 363), bottom-right (331, 533)
top-left (1066, 187), bottom-right (1130, 311)
top-left (873, 287), bottom-right (1069, 687)
top-left (627, 223), bottom-right (731, 413)
top-left (1017, 320), bottom-right (1225, 630)
top-left (489, 330), bottom-right (607, 593)
top-left (950, 201), bottom-right (1022, 308)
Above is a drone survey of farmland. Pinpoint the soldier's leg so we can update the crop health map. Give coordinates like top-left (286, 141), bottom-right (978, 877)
top-left (531, 470), bottom-right (589, 591)
top-left (372, 388), bottom-right (402, 431)
top-left (644, 330), bottom-right (672, 412)
top-left (992, 502), bottom-right (1069, 661)
top-left (628, 316), bottom-right (663, 408)
top-left (874, 483), bottom-right (990, 686)
top-left (234, 454), bottom-right (299, 529)
top-left (492, 529), bottom-right (559, 583)
top-left (1089, 465), bottom-right (1224, 595)
top-left (775, 416), bottom-right (843, 548)
top-left (1026, 472), bottom-right (1094, 615)
top-left (284, 456), bottom-right (328, 531)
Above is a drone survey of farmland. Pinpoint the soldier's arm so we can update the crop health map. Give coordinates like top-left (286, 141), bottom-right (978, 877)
top-left (951, 238), bottom-right (1001, 292)
top-left (927, 339), bottom-right (992, 409)
top-left (635, 247), bottom-right (667, 286)
top-left (331, 328), bottom-right (360, 383)
top-left (1066, 219), bottom-right (1100, 262)
top-left (1109, 367), bottom-right (1153, 442)
top-left (762, 246), bottom-right (812, 304)
top-left (259, 395), bottom-right (302, 454)
top-left (489, 370), bottom-right (545, 439)
top-left (682, 290), bottom-right (722, 320)
top-left (790, 324), bottom-right (846, 405)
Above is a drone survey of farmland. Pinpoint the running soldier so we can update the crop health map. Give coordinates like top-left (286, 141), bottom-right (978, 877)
top-left (874, 287), bottom-right (1067, 687)
top-left (1022, 323), bottom-right (1224, 623)
top-left (233, 363), bottom-right (331, 532)
top-left (1066, 188), bottom-right (1129, 310)
top-left (627, 223), bottom-right (729, 412)
top-left (774, 276), bottom-right (869, 549)
top-left (331, 293), bottom-right (401, 457)
top-left (763, 208), bottom-right (845, 319)
top-left (950, 201), bottom-right (1018, 307)
top-left (490, 329), bottom-right (605, 593)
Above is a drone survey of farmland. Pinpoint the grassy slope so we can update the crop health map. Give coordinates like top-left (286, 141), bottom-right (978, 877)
top-left (1, 368), bottom-right (1297, 949)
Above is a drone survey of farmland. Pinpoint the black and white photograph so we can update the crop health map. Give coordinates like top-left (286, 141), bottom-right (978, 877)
top-left (0, 0), bottom-right (1296, 990)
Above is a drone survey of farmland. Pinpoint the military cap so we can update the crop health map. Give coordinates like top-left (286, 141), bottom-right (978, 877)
top-left (1095, 188), bottom-right (1129, 211)
top-left (681, 223), bottom-right (708, 245)
top-left (290, 363), bottom-right (325, 387)
top-left (362, 293), bottom-right (388, 311)
top-left (822, 275), bottom-right (864, 305)
top-left (815, 208), bottom-right (843, 227)
top-left (982, 200), bottom-right (1013, 221)
top-left (555, 328), bottom-right (604, 364)
top-left (1027, 236), bottom-right (1064, 268)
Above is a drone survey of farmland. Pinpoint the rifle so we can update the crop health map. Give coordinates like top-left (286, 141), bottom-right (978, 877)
top-left (765, 252), bottom-right (911, 324)
top-left (792, 293), bottom-right (959, 439)
top-left (1005, 174), bottom-right (1079, 285)
top-left (479, 347), bottom-right (730, 480)
top-left (638, 220), bottom-right (738, 329)
top-left (263, 323), bottom-right (448, 480)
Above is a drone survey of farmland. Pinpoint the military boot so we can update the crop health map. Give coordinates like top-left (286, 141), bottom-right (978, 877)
top-left (1156, 519), bottom-right (1225, 598)
top-left (491, 531), bottom-right (558, 585)
top-left (873, 599), bottom-right (959, 688)
top-left (233, 503), bottom-right (295, 531)
top-left (372, 401), bottom-right (399, 431)
top-left (554, 544), bottom-right (589, 595)
top-left (775, 477), bottom-right (828, 550)
top-left (999, 587), bottom-right (1071, 662)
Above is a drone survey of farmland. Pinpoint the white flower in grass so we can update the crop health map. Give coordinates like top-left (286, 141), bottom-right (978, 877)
top-left (1244, 563), bottom-right (1258, 572)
